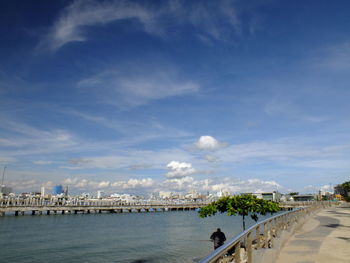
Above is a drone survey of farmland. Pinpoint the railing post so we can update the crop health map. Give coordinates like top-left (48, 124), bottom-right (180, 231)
top-left (269, 220), bottom-right (274, 248)
top-left (247, 232), bottom-right (253, 263)
top-left (234, 242), bottom-right (241, 263)
top-left (263, 222), bottom-right (268, 248)
top-left (256, 225), bottom-right (261, 249)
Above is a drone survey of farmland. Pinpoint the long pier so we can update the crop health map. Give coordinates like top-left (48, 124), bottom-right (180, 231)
top-left (0, 196), bottom-right (316, 217)
top-left (0, 197), bottom-right (209, 216)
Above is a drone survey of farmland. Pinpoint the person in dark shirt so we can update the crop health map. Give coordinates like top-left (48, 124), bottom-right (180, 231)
top-left (210, 228), bottom-right (226, 249)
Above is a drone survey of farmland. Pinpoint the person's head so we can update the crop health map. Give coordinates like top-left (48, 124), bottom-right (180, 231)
top-left (217, 228), bottom-right (221, 232)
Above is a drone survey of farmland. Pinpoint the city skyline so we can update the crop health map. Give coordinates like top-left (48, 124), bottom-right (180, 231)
top-left (1, 0), bottom-right (349, 195)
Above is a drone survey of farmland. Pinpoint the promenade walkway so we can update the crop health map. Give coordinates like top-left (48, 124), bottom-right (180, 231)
top-left (275, 202), bottom-right (350, 263)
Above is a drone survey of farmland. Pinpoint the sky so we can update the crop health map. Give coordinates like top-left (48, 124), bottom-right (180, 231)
top-left (0, 0), bottom-right (349, 195)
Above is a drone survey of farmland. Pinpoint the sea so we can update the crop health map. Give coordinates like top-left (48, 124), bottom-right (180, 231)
top-left (0, 210), bottom-right (274, 263)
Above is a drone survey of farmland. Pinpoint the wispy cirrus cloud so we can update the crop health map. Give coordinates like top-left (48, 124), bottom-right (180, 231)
top-left (264, 98), bottom-right (327, 123)
top-left (39, 0), bottom-right (243, 51)
top-left (39, 0), bottom-right (157, 50)
top-left (62, 148), bottom-right (196, 171)
top-left (0, 118), bottom-right (78, 157)
top-left (77, 67), bottom-right (199, 107)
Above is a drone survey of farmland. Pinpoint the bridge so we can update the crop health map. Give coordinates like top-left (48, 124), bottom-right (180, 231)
top-left (0, 196), bottom-right (315, 217)
top-left (0, 197), bottom-right (210, 216)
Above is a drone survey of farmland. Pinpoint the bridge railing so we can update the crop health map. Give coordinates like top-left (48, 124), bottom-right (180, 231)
top-left (0, 197), bottom-right (210, 208)
top-left (198, 201), bottom-right (332, 263)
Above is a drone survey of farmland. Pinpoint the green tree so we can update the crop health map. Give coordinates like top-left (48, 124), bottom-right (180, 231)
top-left (341, 181), bottom-right (350, 192)
top-left (199, 194), bottom-right (280, 230)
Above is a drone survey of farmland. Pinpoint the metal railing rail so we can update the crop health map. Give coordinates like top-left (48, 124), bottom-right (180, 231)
top-left (198, 201), bottom-right (332, 263)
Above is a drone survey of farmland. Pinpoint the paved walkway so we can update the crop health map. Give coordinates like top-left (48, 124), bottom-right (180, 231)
top-left (275, 202), bottom-right (350, 263)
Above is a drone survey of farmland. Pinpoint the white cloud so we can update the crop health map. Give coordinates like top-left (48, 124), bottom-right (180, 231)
top-left (33, 160), bottom-right (54, 165)
top-left (164, 176), bottom-right (194, 190)
top-left (166, 161), bottom-right (196, 179)
top-left (204, 154), bottom-right (219, 162)
top-left (215, 140), bottom-right (350, 169)
top-left (264, 99), bottom-right (326, 123)
top-left (39, 0), bottom-right (157, 50)
top-left (0, 156), bottom-right (16, 163)
top-left (194, 135), bottom-right (227, 151)
top-left (0, 118), bottom-right (78, 157)
top-left (163, 177), bottom-right (283, 194)
top-left (78, 69), bottom-right (199, 107)
top-left (62, 148), bottom-right (196, 170)
top-left (111, 178), bottom-right (154, 189)
top-left (39, 0), bottom-right (242, 51)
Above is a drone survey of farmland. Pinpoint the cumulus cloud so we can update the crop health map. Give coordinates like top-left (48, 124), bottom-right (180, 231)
top-left (163, 177), bottom-right (283, 194)
top-left (164, 176), bottom-right (194, 190)
top-left (194, 135), bottom-right (227, 151)
top-left (166, 161), bottom-right (196, 179)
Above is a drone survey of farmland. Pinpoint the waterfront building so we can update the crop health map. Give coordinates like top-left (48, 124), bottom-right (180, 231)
top-left (63, 186), bottom-right (68, 196)
top-left (0, 185), bottom-right (12, 195)
top-left (292, 194), bottom-right (315, 201)
top-left (52, 185), bottom-right (64, 196)
top-left (159, 191), bottom-right (172, 199)
top-left (41, 186), bottom-right (45, 197)
top-left (261, 191), bottom-right (282, 202)
top-left (97, 190), bottom-right (104, 199)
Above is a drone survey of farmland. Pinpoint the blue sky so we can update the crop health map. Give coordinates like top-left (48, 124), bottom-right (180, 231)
top-left (1, 0), bottom-right (349, 195)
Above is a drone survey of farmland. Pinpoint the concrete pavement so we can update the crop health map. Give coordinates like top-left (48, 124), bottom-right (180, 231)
top-left (275, 202), bottom-right (350, 263)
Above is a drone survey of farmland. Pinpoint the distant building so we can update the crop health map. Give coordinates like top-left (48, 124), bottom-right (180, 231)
top-left (63, 186), bottom-right (68, 196)
top-left (249, 191), bottom-right (282, 202)
top-left (97, 190), bottom-right (104, 199)
top-left (159, 191), bottom-right (172, 199)
top-left (41, 186), bottom-right (45, 197)
top-left (293, 194), bottom-right (315, 202)
top-left (0, 186), bottom-right (12, 195)
top-left (52, 185), bottom-right (64, 196)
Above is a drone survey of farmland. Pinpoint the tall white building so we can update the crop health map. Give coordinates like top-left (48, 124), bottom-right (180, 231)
top-left (40, 186), bottom-right (45, 197)
top-left (97, 190), bottom-right (104, 199)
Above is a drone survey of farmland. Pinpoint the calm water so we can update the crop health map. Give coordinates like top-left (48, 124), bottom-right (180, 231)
top-left (0, 211), bottom-right (272, 263)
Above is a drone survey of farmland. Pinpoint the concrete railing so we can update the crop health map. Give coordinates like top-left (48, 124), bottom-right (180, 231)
top-left (198, 201), bottom-right (332, 263)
